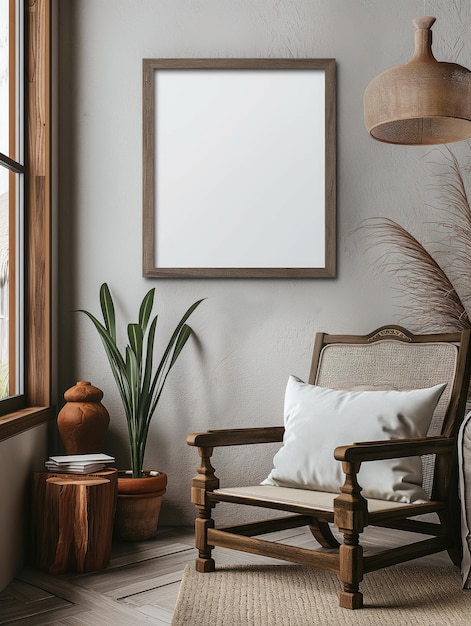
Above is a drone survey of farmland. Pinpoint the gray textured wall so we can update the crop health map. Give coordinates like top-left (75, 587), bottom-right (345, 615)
top-left (57, 0), bottom-right (469, 524)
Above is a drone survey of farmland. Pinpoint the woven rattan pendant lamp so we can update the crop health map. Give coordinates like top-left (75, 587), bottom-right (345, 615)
top-left (364, 16), bottom-right (471, 145)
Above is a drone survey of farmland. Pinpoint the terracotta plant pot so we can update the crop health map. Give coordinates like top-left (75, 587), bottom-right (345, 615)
top-left (114, 470), bottom-right (167, 541)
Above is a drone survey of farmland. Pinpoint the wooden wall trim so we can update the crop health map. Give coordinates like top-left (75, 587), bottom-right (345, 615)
top-left (25, 0), bottom-right (52, 407)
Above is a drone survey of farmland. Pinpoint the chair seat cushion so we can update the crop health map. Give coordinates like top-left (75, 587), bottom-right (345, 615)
top-left (262, 377), bottom-right (446, 503)
top-left (213, 485), bottom-right (409, 513)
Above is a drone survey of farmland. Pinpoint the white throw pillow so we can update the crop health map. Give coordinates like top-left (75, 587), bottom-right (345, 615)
top-left (262, 376), bottom-right (447, 503)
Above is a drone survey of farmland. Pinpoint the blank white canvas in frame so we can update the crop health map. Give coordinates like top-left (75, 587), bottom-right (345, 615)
top-left (153, 69), bottom-right (326, 269)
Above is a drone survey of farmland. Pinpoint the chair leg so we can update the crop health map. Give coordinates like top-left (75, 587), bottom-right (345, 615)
top-left (438, 508), bottom-right (462, 566)
top-left (339, 538), bottom-right (364, 609)
top-left (190, 446), bottom-right (219, 572)
top-left (195, 512), bottom-right (216, 572)
top-left (334, 460), bottom-right (367, 609)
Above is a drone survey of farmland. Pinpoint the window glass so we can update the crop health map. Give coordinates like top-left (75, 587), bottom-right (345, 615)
top-left (0, 0), bottom-right (10, 394)
top-left (0, 167), bottom-right (7, 398)
top-left (0, 0), bottom-right (9, 158)
top-left (0, 0), bottom-right (23, 403)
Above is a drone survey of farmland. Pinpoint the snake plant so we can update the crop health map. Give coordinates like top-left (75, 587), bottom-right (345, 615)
top-left (79, 283), bottom-right (203, 478)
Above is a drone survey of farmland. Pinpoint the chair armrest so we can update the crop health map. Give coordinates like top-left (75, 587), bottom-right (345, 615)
top-left (334, 436), bottom-right (454, 463)
top-left (187, 427), bottom-right (284, 448)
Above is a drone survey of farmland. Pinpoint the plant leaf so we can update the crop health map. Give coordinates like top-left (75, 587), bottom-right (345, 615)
top-left (140, 315), bottom-right (158, 418)
top-left (149, 299), bottom-right (204, 402)
top-left (78, 309), bottom-right (131, 415)
top-left (147, 299), bottom-right (204, 421)
top-left (139, 289), bottom-right (155, 333)
top-left (169, 324), bottom-right (192, 369)
top-left (99, 283), bottom-right (116, 341)
top-left (128, 323), bottom-right (143, 365)
top-left (126, 346), bottom-right (139, 421)
top-left (156, 299), bottom-right (204, 376)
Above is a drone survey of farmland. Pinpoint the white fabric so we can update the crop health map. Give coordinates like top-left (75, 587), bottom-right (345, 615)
top-left (262, 377), bottom-right (446, 503)
top-left (458, 410), bottom-right (471, 588)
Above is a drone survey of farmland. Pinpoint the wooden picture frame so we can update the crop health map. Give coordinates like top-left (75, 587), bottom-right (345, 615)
top-left (143, 58), bottom-right (336, 278)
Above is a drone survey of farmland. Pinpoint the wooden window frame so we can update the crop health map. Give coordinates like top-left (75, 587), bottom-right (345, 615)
top-left (9, 0), bottom-right (18, 396)
top-left (0, 0), bottom-right (53, 441)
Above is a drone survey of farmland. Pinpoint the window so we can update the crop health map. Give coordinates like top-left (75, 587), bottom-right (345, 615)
top-left (0, 0), bottom-right (52, 439)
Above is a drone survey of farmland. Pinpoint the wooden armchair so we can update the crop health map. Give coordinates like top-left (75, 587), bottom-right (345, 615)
top-left (187, 326), bottom-right (471, 609)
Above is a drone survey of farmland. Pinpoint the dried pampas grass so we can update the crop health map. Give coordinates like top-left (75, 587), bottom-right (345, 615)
top-left (365, 145), bottom-right (471, 334)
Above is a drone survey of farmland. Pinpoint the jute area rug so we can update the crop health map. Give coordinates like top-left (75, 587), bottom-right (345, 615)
top-left (172, 563), bottom-right (470, 625)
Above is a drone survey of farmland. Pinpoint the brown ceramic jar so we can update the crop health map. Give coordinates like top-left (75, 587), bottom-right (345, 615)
top-left (57, 381), bottom-right (110, 454)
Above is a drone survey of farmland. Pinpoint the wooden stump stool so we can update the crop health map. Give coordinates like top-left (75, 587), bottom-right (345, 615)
top-left (32, 469), bottom-right (117, 574)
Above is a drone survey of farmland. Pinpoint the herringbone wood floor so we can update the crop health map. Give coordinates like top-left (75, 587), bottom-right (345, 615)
top-left (0, 523), bottom-right (451, 625)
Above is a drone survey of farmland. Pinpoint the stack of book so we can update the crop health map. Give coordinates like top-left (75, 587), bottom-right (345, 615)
top-left (45, 453), bottom-right (115, 474)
